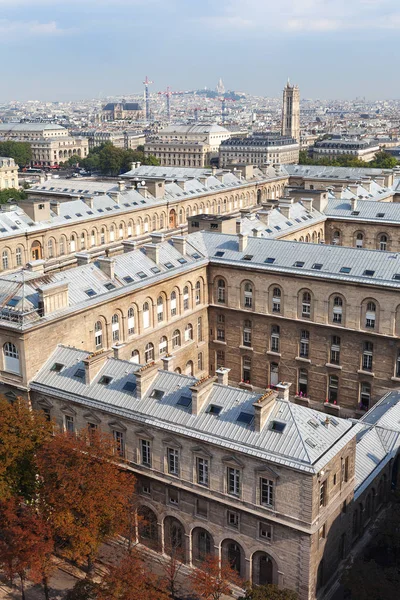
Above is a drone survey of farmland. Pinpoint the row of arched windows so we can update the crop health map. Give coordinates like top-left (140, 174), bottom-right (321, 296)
top-left (129, 323), bottom-right (198, 365)
top-left (332, 230), bottom-right (392, 251)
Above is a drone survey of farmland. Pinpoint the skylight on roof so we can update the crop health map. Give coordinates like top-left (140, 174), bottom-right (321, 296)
top-left (165, 262), bottom-right (174, 269)
top-left (271, 420), bottom-right (286, 433)
top-left (215, 251), bottom-right (225, 257)
top-left (74, 368), bottom-right (85, 379)
top-left (393, 274), bottom-right (400, 281)
top-left (64, 215), bottom-right (71, 219)
top-left (123, 276), bottom-right (134, 283)
top-left (376, 213), bottom-right (385, 218)
top-left (207, 404), bottom-right (222, 415)
top-left (363, 270), bottom-right (375, 277)
top-left (177, 258), bottom-right (187, 264)
top-left (123, 381), bottom-right (136, 393)
top-left (150, 389), bottom-right (165, 400)
top-left (104, 283), bottom-right (116, 290)
top-left (351, 211), bottom-right (360, 216)
top-left (151, 266), bottom-right (161, 274)
top-left (192, 253), bottom-right (201, 259)
top-left (294, 261), bottom-right (304, 268)
top-left (177, 395), bottom-right (192, 408)
top-left (340, 267), bottom-right (351, 274)
top-left (237, 412), bottom-right (254, 425)
top-left (305, 438), bottom-right (317, 448)
top-left (98, 375), bottom-right (113, 386)
top-left (265, 257), bottom-right (275, 264)
top-left (85, 289), bottom-right (97, 297)
top-left (312, 263), bottom-right (323, 270)
top-left (50, 362), bottom-right (64, 373)
top-left (308, 419), bottom-right (320, 429)
top-left (137, 271), bottom-right (148, 279)
top-left (242, 255), bottom-right (253, 261)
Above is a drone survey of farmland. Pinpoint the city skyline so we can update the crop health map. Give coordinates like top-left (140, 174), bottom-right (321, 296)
top-left (1, 0), bottom-right (400, 101)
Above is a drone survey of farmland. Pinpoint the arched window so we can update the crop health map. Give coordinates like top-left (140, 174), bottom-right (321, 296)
top-left (70, 235), bottom-right (76, 253)
top-left (100, 228), bottom-right (106, 245)
top-left (152, 215), bottom-right (157, 231)
top-left (159, 336), bottom-right (168, 356)
top-left (16, 247), bottom-right (22, 267)
top-left (183, 286), bottom-right (189, 310)
top-left (3, 342), bottom-right (20, 373)
top-left (379, 234), bottom-right (387, 251)
top-left (243, 320), bottom-right (252, 347)
top-left (195, 281), bottom-right (201, 305)
top-left (145, 343), bottom-right (154, 363)
top-left (131, 350), bottom-right (140, 364)
top-left (109, 225), bottom-right (115, 242)
top-left (217, 279), bottom-right (226, 303)
top-left (94, 321), bottom-right (103, 349)
top-left (184, 323), bottom-right (193, 342)
top-left (91, 230), bottom-right (96, 247)
top-left (302, 292), bottom-right (311, 318)
top-left (170, 291), bottom-right (177, 316)
top-left (127, 308), bottom-right (135, 335)
top-left (197, 352), bottom-right (203, 371)
top-left (172, 329), bottom-right (181, 348)
top-left (160, 213), bottom-right (165, 229)
top-left (244, 283), bottom-right (253, 308)
top-left (271, 325), bottom-right (280, 352)
top-left (59, 238), bottom-right (65, 256)
top-left (144, 217), bottom-right (149, 233)
top-left (356, 232), bottom-right (363, 248)
top-left (80, 233), bottom-right (85, 250)
top-left (119, 223), bottom-right (124, 239)
top-left (366, 302), bottom-right (376, 329)
top-left (143, 302), bottom-right (150, 329)
top-left (111, 314), bottom-right (120, 342)
top-left (2, 250), bottom-right (8, 270)
top-left (185, 360), bottom-right (194, 376)
top-left (272, 287), bottom-right (281, 313)
top-left (333, 296), bottom-right (343, 323)
top-left (157, 296), bottom-right (164, 322)
top-left (47, 239), bottom-right (54, 258)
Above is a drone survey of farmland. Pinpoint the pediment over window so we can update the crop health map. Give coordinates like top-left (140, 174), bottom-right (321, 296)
top-left (222, 455), bottom-right (245, 468)
top-left (83, 411), bottom-right (101, 424)
top-left (36, 397), bottom-right (53, 409)
top-left (162, 435), bottom-right (182, 449)
top-left (109, 419), bottom-right (127, 432)
top-left (61, 405), bottom-right (77, 416)
top-left (135, 427), bottom-right (153, 440)
top-left (191, 444), bottom-right (213, 458)
top-left (255, 464), bottom-right (280, 479)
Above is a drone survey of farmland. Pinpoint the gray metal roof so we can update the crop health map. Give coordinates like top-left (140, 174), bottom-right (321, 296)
top-left (286, 164), bottom-right (387, 180)
top-left (190, 231), bottom-right (400, 288)
top-left (0, 122), bottom-right (66, 132)
top-left (325, 197), bottom-right (400, 223)
top-left (31, 345), bottom-right (356, 473)
top-left (240, 203), bottom-right (326, 239)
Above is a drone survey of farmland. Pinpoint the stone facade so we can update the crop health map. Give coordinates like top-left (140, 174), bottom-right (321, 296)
top-left (144, 140), bottom-right (211, 167)
top-left (0, 157), bottom-right (18, 190)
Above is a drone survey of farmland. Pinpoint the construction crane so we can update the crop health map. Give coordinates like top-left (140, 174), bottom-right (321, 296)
top-left (158, 86), bottom-right (172, 122)
top-left (218, 97), bottom-right (235, 124)
top-left (193, 106), bottom-right (208, 122)
top-left (143, 76), bottom-right (153, 121)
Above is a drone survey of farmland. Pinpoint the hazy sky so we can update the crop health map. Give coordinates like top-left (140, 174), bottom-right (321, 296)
top-left (1, 0), bottom-right (399, 102)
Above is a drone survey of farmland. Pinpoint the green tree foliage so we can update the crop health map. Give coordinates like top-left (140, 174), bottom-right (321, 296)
top-left (0, 141), bottom-right (32, 167)
top-left (238, 583), bottom-right (298, 600)
top-left (299, 150), bottom-right (398, 169)
top-left (63, 142), bottom-right (160, 175)
top-left (0, 188), bottom-right (27, 204)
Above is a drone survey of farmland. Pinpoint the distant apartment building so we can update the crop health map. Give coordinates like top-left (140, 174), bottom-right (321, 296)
top-left (101, 102), bottom-right (145, 121)
top-left (71, 130), bottom-right (145, 151)
top-left (219, 133), bottom-right (299, 167)
top-left (312, 139), bottom-right (380, 162)
top-left (0, 123), bottom-right (89, 167)
top-left (144, 140), bottom-right (211, 167)
top-left (157, 124), bottom-right (231, 153)
top-left (0, 157), bottom-right (18, 190)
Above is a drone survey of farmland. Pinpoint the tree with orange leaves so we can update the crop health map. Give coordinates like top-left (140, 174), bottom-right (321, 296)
top-left (0, 496), bottom-right (54, 600)
top-left (96, 550), bottom-right (170, 600)
top-left (189, 554), bottom-right (244, 600)
top-left (36, 429), bottom-right (136, 575)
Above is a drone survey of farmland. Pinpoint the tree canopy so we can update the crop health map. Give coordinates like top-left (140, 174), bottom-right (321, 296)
top-left (299, 149), bottom-right (398, 169)
top-left (62, 143), bottom-right (160, 175)
top-left (0, 188), bottom-right (27, 205)
top-left (238, 584), bottom-right (298, 600)
top-left (0, 141), bottom-right (32, 167)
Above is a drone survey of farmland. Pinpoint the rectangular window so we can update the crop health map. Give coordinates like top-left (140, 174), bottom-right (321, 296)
top-left (65, 415), bottom-right (74, 433)
top-left (260, 478), bottom-right (274, 507)
top-left (196, 457), bottom-right (209, 486)
top-left (217, 328), bottom-right (225, 341)
top-left (319, 480), bottom-right (327, 508)
top-left (168, 488), bottom-right (179, 506)
top-left (341, 457), bottom-right (349, 483)
top-left (113, 430), bottom-right (125, 457)
top-left (227, 467), bottom-right (240, 496)
top-left (197, 317), bottom-right (202, 342)
top-left (330, 336), bottom-right (340, 364)
top-left (227, 510), bottom-right (239, 528)
top-left (141, 439), bottom-right (151, 467)
top-left (300, 330), bottom-right (309, 358)
top-left (259, 522), bottom-right (272, 540)
top-left (167, 448), bottom-right (179, 475)
top-left (243, 326), bottom-right (252, 347)
top-left (196, 498), bottom-right (208, 518)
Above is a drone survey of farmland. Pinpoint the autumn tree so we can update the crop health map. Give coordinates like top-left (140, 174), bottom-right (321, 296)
top-left (0, 396), bottom-right (52, 500)
top-left (96, 551), bottom-right (169, 600)
top-left (65, 580), bottom-right (101, 600)
top-left (238, 583), bottom-right (298, 600)
top-left (189, 554), bottom-right (243, 600)
top-left (0, 497), bottom-right (55, 600)
top-left (36, 430), bottom-right (136, 575)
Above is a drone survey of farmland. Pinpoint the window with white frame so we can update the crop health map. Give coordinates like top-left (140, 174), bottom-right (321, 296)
top-left (183, 286), bottom-right (189, 310)
top-left (143, 302), bottom-right (150, 329)
top-left (47, 239), bottom-right (54, 258)
top-left (167, 448), bottom-right (179, 475)
top-left (94, 321), bottom-right (103, 349)
top-left (172, 329), bottom-right (181, 348)
top-left (159, 336), bottom-right (168, 356)
top-left (272, 287), bottom-right (281, 313)
top-left (360, 382), bottom-right (371, 410)
top-left (127, 308), bottom-right (135, 335)
top-left (362, 342), bottom-right (373, 371)
top-left (198, 352), bottom-right (203, 371)
top-left (195, 281), bottom-right (201, 305)
top-left (302, 292), bottom-right (311, 318)
top-left (300, 330), bottom-right (309, 358)
top-left (330, 336), bottom-right (340, 364)
top-left (111, 314), bottom-right (120, 342)
top-left (356, 233), bottom-right (363, 248)
top-left (141, 439), bottom-right (151, 467)
top-left (65, 415), bottom-right (74, 433)
top-left (157, 296), bottom-right (164, 322)
top-left (227, 467), bottom-right (240, 496)
top-left (379, 234), bottom-right (387, 251)
top-left (59, 238), bottom-right (65, 255)
top-left (3, 342), bottom-right (20, 373)
top-left (113, 430), bottom-right (125, 457)
top-left (2, 250), bottom-right (8, 270)
top-left (196, 457), bottom-right (209, 486)
top-left (109, 226), bottom-right (115, 242)
top-left (184, 323), bottom-right (193, 342)
top-left (244, 283), bottom-right (253, 308)
top-left (145, 343), bottom-right (154, 363)
top-left (70, 235), bottom-right (76, 252)
top-left (365, 302), bottom-right (376, 329)
top-left (333, 296), bottom-right (343, 323)
top-left (197, 316), bottom-right (202, 342)
top-left (260, 478), bottom-right (274, 507)
top-left (243, 320), bottom-right (252, 347)
top-left (131, 350), bottom-right (140, 364)
top-left (100, 228), bottom-right (105, 245)
top-left (91, 230), bottom-right (96, 246)
top-left (271, 325), bottom-right (280, 352)
top-left (16, 247), bottom-right (22, 266)
top-left (170, 291), bottom-right (177, 316)
top-left (298, 368), bottom-right (308, 396)
top-left (217, 279), bottom-right (226, 303)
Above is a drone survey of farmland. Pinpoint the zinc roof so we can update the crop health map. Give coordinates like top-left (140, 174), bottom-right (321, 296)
top-left (325, 197), bottom-right (400, 223)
